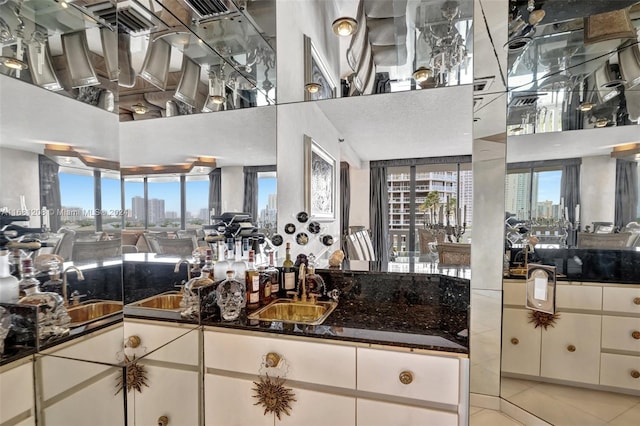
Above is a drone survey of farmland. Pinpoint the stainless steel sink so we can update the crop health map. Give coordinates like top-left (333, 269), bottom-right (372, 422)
top-left (128, 291), bottom-right (183, 310)
top-left (67, 300), bottom-right (123, 327)
top-left (247, 298), bottom-right (337, 325)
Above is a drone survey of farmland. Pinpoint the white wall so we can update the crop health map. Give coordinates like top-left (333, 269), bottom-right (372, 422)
top-left (277, 102), bottom-right (341, 261)
top-left (0, 148), bottom-right (41, 225)
top-left (220, 166), bottom-right (245, 212)
top-left (348, 163), bottom-right (370, 229)
top-left (581, 155), bottom-right (616, 227)
top-left (276, 0), bottom-right (341, 104)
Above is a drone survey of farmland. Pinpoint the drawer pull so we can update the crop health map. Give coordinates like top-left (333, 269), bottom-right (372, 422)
top-left (265, 352), bottom-right (281, 368)
top-left (158, 416), bottom-right (169, 426)
top-left (632, 331), bottom-right (640, 340)
top-left (399, 371), bottom-right (414, 385)
top-left (510, 337), bottom-right (519, 345)
top-left (634, 297), bottom-right (640, 305)
top-left (567, 345), bottom-right (576, 352)
top-left (631, 370), bottom-right (640, 379)
top-left (127, 335), bottom-right (141, 349)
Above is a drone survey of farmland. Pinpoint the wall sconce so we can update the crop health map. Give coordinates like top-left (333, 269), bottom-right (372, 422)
top-left (412, 66), bottom-right (432, 83)
top-left (305, 82), bottom-right (322, 93)
top-left (332, 17), bottom-right (358, 36)
top-left (131, 103), bottom-right (149, 115)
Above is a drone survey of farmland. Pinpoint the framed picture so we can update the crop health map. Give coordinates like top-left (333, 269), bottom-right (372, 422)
top-left (304, 35), bottom-right (337, 101)
top-left (304, 135), bottom-right (336, 221)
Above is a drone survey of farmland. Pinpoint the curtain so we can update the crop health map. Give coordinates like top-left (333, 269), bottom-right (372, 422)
top-left (243, 166), bottom-right (276, 222)
top-left (39, 155), bottom-right (62, 232)
top-left (340, 162), bottom-right (351, 253)
top-left (561, 163), bottom-right (581, 246)
top-left (208, 168), bottom-right (221, 220)
top-left (615, 159), bottom-right (638, 229)
top-left (369, 165), bottom-right (389, 265)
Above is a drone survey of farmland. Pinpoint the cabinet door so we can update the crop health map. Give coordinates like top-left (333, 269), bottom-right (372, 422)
top-left (501, 308), bottom-right (541, 376)
top-left (279, 387), bottom-right (355, 426)
top-left (0, 359), bottom-right (35, 424)
top-left (600, 353), bottom-right (640, 391)
top-left (540, 312), bottom-right (601, 384)
top-left (133, 365), bottom-right (200, 426)
top-left (357, 398), bottom-right (457, 426)
top-left (204, 374), bottom-right (274, 426)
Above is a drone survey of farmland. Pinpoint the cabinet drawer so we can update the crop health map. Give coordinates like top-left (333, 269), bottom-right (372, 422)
top-left (204, 330), bottom-right (356, 389)
top-left (357, 347), bottom-right (460, 405)
top-left (503, 281), bottom-right (526, 306)
top-left (357, 398), bottom-right (458, 426)
top-left (556, 285), bottom-right (602, 311)
top-left (602, 316), bottom-right (640, 352)
top-left (600, 353), bottom-right (640, 391)
top-left (603, 287), bottom-right (640, 314)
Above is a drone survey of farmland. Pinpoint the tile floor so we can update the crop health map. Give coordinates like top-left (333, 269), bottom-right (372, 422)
top-left (495, 377), bottom-right (640, 426)
top-left (470, 406), bottom-right (524, 425)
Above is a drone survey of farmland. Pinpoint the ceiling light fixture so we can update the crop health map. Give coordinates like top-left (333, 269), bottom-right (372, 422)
top-left (595, 118), bottom-right (609, 128)
top-left (412, 66), bottom-right (432, 83)
top-left (305, 82), bottom-right (321, 94)
top-left (131, 103), bottom-right (148, 115)
top-left (0, 56), bottom-right (28, 70)
top-left (210, 95), bottom-right (225, 105)
top-left (332, 17), bottom-right (358, 37)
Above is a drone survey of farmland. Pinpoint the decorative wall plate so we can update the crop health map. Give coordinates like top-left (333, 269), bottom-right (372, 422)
top-left (271, 234), bottom-right (284, 246)
top-left (284, 223), bottom-right (296, 234)
top-left (321, 235), bottom-right (334, 246)
top-left (296, 211), bottom-right (309, 223)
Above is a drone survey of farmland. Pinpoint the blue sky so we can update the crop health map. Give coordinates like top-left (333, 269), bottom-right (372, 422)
top-left (60, 173), bottom-right (278, 217)
top-left (537, 170), bottom-right (561, 203)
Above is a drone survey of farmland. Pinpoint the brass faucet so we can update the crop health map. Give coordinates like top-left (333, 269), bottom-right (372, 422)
top-left (174, 259), bottom-right (192, 282)
top-left (299, 264), bottom-right (307, 303)
top-left (62, 266), bottom-right (85, 307)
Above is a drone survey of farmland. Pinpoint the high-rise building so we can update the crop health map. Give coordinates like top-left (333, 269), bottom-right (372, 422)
top-left (131, 196), bottom-right (144, 221)
top-left (148, 198), bottom-right (165, 225)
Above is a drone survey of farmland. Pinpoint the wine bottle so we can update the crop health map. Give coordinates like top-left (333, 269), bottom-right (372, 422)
top-left (282, 242), bottom-right (296, 295)
top-left (245, 250), bottom-right (260, 311)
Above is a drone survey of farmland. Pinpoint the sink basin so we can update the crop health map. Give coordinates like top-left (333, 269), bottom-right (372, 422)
top-left (128, 292), bottom-right (183, 310)
top-left (67, 300), bottom-right (123, 327)
top-left (247, 298), bottom-right (337, 325)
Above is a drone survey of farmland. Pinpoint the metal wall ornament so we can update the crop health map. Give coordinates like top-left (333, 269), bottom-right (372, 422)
top-left (528, 310), bottom-right (560, 330)
top-left (253, 352), bottom-right (296, 420)
top-left (116, 354), bottom-right (150, 394)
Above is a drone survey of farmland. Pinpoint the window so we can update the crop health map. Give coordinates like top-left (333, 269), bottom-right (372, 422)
top-left (505, 167), bottom-right (562, 221)
top-left (147, 177), bottom-right (180, 229)
top-left (257, 171), bottom-right (277, 235)
top-left (59, 170), bottom-right (95, 230)
top-left (185, 176), bottom-right (210, 228)
top-left (101, 173), bottom-right (121, 231)
top-left (124, 179), bottom-right (144, 228)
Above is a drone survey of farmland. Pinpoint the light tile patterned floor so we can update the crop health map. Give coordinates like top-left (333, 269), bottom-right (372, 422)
top-left (470, 407), bottom-right (523, 426)
top-left (500, 378), bottom-right (640, 425)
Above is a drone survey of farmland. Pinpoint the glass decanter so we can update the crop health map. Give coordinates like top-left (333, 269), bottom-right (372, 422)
top-left (216, 270), bottom-right (246, 321)
top-left (18, 258), bottom-right (70, 342)
top-left (180, 267), bottom-right (214, 319)
top-left (305, 253), bottom-right (326, 296)
top-left (41, 259), bottom-right (63, 295)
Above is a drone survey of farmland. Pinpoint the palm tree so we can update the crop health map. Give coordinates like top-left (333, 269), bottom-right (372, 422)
top-left (419, 191), bottom-right (441, 227)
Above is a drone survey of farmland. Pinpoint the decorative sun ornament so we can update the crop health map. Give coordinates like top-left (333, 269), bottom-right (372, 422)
top-left (252, 374), bottom-right (296, 420)
top-left (528, 310), bottom-right (560, 330)
top-left (115, 355), bottom-right (149, 394)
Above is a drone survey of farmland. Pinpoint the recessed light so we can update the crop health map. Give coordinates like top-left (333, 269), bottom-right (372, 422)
top-left (332, 17), bottom-right (358, 36)
top-left (0, 56), bottom-right (28, 70)
top-left (412, 66), bottom-right (432, 83)
top-left (305, 82), bottom-right (321, 94)
top-left (578, 102), bottom-right (594, 112)
top-left (209, 95), bottom-right (225, 105)
top-left (131, 103), bottom-right (148, 114)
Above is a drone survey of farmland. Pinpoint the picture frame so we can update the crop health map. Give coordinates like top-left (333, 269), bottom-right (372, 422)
top-left (304, 135), bottom-right (336, 221)
top-left (525, 264), bottom-right (556, 314)
top-left (303, 34), bottom-right (337, 101)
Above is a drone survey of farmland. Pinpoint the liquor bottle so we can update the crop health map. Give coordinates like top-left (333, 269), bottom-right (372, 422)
top-left (267, 251), bottom-right (279, 301)
top-left (216, 270), bottom-right (245, 321)
top-left (180, 265), bottom-right (214, 320)
top-left (18, 258), bottom-right (70, 341)
top-left (258, 265), bottom-right (272, 306)
top-left (0, 248), bottom-right (19, 303)
top-left (201, 249), bottom-right (214, 280)
top-left (245, 250), bottom-right (260, 311)
top-left (41, 259), bottom-right (63, 295)
top-left (213, 241), bottom-right (230, 281)
top-left (282, 242), bottom-right (296, 295)
top-left (305, 253), bottom-right (325, 296)
top-left (231, 239), bottom-right (247, 284)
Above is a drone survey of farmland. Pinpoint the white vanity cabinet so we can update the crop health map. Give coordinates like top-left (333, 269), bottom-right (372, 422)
top-left (123, 321), bottom-right (201, 426)
top-left (36, 325), bottom-right (124, 426)
top-left (502, 280), bottom-right (640, 393)
top-left (203, 327), bottom-right (468, 426)
top-left (0, 357), bottom-right (36, 426)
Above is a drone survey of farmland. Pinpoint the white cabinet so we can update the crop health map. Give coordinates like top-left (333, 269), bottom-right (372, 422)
top-left (0, 357), bottom-right (35, 426)
top-left (501, 308), bottom-right (541, 376)
top-left (357, 398), bottom-right (458, 426)
top-left (600, 353), bottom-right (640, 391)
top-left (602, 286), bottom-right (640, 314)
top-left (601, 316), bottom-right (640, 352)
top-left (540, 312), bottom-right (601, 384)
top-left (203, 327), bottom-right (468, 426)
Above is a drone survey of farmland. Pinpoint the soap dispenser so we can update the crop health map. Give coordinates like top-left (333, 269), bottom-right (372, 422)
top-left (0, 248), bottom-right (19, 303)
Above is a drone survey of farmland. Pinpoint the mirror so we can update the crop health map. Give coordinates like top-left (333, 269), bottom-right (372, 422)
top-left (499, 1), bottom-right (640, 424)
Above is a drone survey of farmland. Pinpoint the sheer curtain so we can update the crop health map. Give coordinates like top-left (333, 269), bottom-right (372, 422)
top-left (615, 159), bottom-right (638, 229)
top-left (39, 155), bottom-right (62, 231)
top-left (208, 168), bottom-right (221, 218)
top-left (369, 164), bottom-right (389, 264)
top-left (243, 165), bottom-right (275, 221)
top-left (340, 162), bottom-right (350, 253)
